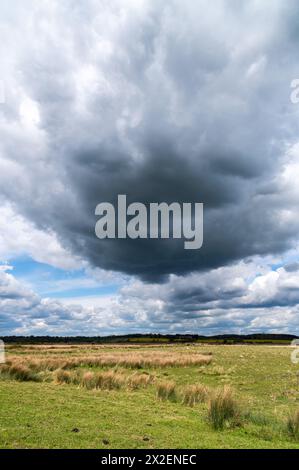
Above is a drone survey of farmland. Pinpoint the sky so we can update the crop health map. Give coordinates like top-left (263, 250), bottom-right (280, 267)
top-left (1, 0), bottom-right (299, 336)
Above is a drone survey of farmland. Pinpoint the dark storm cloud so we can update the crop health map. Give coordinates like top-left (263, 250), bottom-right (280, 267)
top-left (284, 262), bottom-right (299, 273)
top-left (1, 0), bottom-right (299, 282)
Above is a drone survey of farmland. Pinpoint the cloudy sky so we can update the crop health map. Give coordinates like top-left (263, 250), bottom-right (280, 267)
top-left (1, 0), bottom-right (299, 336)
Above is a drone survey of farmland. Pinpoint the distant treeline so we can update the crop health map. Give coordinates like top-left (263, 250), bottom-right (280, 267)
top-left (1, 333), bottom-right (298, 345)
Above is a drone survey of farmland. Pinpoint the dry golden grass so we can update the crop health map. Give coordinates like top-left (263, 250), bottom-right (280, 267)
top-left (0, 363), bottom-right (39, 382)
top-left (155, 381), bottom-right (210, 406)
top-left (94, 371), bottom-right (126, 390)
top-left (207, 386), bottom-right (241, 430)
top-left (81, 370), bottom-right (155, 391)
top-left (81, 371), bottom-right (97, 389)
top-left (54, 368), bottom-right (155, 391)
top-left (54, 369), bottom-right (78, 385)
top-left (5, 351), bottom-right (212, 371)
top-left (127, 372), bottom-right (155, 389)
top-left (181, 384), bottom-right (209, 406)
top-left (156, 380), bottom-right (177, 401)
top-left (6, 343), bottom-right (210, 352)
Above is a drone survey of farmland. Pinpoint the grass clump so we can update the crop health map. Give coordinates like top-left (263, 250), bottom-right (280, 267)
top-left (94, 371), bottom-right (126, 390)
top-left (127, 373), bottom-right (155, 389)
top-left (81, 371), bottom-right (97, 390)
top-left (181, 384), bottom-right (209, 407)
top-left (286, 410), bottom-right (299, 440)
top-left (207, 386), bottom-right (241, 430)
top-left (6, 364), bottom-right (40, 382)
top-left (54, 369), bottom-right (77, 385)
top-left (156, 381), bottom-right (177, 401)
top-left (81, 371), bottom-right (127, 391)
top-left (245, 411), bottom-right (271, 427)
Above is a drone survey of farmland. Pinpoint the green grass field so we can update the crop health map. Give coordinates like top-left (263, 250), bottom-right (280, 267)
top-left (1, 343), bottom-right (299, 449)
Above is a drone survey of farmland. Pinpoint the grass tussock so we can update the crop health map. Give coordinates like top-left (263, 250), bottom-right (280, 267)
top-left (81, 371), bottom-right (98, 389)
top-left (94, 371), bottom-right (126, 390)
top-left (286, 410), bottom-right (299, 440)
top-left (207, 386), bottom-right (241, 430)
top-left (81, 370), bottom-right (156, 391)
top-left (1, 363), bottom-right (40, 382)
top-left (127, 372), bottom-right (155, 389)
top-left (156, 381), bottom-right (177, 401)
top-left (54, 369), bottom-right (80, 385)
top-left (181, 384), bottom-right (209, 406)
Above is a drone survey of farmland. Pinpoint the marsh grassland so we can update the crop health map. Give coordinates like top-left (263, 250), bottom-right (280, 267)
top-left (1, 343), bottom-right (299, 448)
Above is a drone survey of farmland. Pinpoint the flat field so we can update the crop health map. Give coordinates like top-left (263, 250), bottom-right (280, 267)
top-left (1, 343), bottom-right (299, 449)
